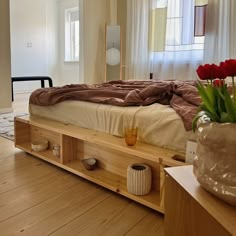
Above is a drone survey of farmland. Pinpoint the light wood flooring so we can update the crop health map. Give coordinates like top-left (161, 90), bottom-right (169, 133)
top-left (0, 93), bottom-right (164, 235)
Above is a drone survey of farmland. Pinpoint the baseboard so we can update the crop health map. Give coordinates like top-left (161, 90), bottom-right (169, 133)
top-left (0, 107), bottom-right (13, 114)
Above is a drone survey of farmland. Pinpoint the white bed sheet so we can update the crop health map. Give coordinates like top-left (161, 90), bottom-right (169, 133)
top-left (29, 101), bottom-right (194, 153)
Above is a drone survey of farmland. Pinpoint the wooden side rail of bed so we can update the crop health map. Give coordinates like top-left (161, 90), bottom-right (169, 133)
top-left (14, 115), bottom-right (187, 214)
top-left (11, 76), bottom-right (53, 101)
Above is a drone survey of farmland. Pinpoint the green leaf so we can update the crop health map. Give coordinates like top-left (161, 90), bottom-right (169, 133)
top-left (215, 87), bottom-right (226, 116)
top-left (199, 104), bottom-right (219, 122)
top-left (196, 82), bottom-right (219, 120)
top-left (223, 90), bottom-right (236, 122)
top-left (206, 85), bottom-right (216, 106)
top-left (193, 81), bottom-right (236, 130)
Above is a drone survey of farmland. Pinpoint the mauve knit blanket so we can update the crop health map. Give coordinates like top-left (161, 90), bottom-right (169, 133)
top-left (29, 80), bottom-right (201, 131)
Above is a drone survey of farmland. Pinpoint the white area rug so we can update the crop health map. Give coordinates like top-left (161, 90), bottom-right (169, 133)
top-left (0, 112), bottom-right (28, 141)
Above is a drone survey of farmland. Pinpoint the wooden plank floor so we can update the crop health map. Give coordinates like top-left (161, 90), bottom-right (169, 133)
top-left (0, 93), bottom-right (164, 235)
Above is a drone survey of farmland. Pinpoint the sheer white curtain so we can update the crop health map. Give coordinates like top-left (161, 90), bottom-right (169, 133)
top-left (126, 0), bottom-right (204, 81)
top-left (203, 0), bottom-right (236, 64)
top-left (125, 0), bottom-right (151, 80)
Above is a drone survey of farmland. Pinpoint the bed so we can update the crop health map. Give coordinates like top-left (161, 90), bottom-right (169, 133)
top-left (15, 80), bottom-right (200, 213)
top-left (28, 79), bottom-right (200, 153)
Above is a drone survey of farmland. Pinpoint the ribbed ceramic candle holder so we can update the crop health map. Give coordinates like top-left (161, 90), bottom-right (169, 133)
top-left (127, 163), bottom-right (152, 196)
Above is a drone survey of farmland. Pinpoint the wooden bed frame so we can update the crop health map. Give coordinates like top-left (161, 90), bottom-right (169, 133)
top-left (15, 115), bottom-right (187, 214)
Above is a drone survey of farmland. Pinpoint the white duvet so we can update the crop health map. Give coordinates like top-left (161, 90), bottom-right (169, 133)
top-left (29, 100), bottom-right (194, 153)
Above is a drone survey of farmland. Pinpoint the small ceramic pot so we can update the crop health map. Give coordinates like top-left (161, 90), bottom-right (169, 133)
top-left (127, 163), bottom-right (152, 196)
top-left (31, 140), bottom-right (48, 152)
top-left (82, 158), bottom-right (97, 171)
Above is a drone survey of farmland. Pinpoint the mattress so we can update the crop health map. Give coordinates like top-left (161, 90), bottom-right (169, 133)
top-left (29, 100), bottom-right (194, 153)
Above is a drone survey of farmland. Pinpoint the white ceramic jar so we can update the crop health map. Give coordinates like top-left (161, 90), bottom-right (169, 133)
top-left (127, 163), bottom-right (152, 196)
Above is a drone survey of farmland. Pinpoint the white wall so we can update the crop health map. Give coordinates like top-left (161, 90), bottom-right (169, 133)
top-left (10, 0), bottom-right (112, 93)
top-left (10, 0), bottom-right (60, 93)
top-left (45, 0), bottom-right (60, 85)
top-left (0, 0), bottom-right (12, 112)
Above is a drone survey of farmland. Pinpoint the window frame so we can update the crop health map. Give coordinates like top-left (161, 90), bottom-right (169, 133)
top-left (64, 6), bottom-right (79, 62)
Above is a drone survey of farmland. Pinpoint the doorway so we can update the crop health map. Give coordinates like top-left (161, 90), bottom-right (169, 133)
top-left (10, 0), bottom-right (82, 97)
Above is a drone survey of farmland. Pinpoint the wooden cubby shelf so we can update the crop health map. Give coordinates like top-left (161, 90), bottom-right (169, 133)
top-left (14, 115), bottom-right (187, 213)
top-left (18, 142), bottom-right (61, 164)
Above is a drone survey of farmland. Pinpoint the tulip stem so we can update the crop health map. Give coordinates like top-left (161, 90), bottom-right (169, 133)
top-left (232, 76), bottom-right (236, 104)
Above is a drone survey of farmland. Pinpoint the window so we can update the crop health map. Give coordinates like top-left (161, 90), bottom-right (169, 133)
top-left (165, 0), bottom-right (204, 51)
top-left (151, 0), bottom-right (205, 52)
top-left (65, 7), bottom-right (79, 62)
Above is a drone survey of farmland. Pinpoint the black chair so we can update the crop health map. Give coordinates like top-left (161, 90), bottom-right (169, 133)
top-left (11, 76), bottom-right (53, 101)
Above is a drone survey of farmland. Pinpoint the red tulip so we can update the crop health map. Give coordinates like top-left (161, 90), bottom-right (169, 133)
top-left (196, 64), bottom-right (227, 80)
top-left (220, 59), bottom-right (236, 77)
top-left (196, 64), bottom-right (213, 80)
top-left (213, 79), bottom-right (225, 87)
top-left (212, 64), bottom-right (227, 79)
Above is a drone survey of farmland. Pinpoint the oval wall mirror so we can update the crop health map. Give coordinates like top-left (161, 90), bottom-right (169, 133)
top-left (105, 24), bottom-right (122, 81)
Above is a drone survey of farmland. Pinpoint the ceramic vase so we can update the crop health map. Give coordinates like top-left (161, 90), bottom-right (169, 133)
top-left (193, 122), bottom-right (236, 206)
